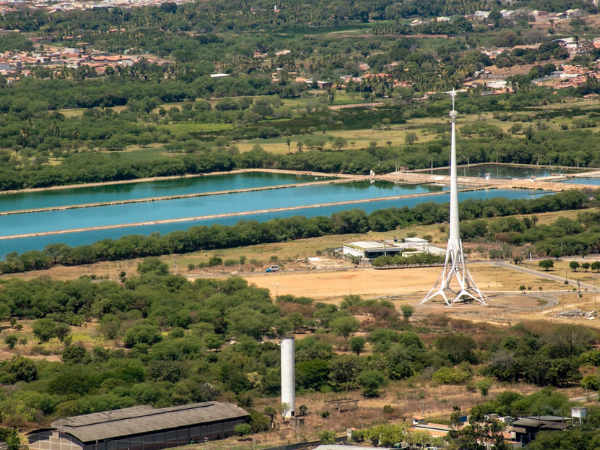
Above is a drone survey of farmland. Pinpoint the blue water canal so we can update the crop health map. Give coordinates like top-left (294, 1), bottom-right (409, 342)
top-left (0, 172), bottom-right (332, 212)
top-left (0, 180), bottom-right (446, 237)
top-left (0, 185), bottom-right (546, 256)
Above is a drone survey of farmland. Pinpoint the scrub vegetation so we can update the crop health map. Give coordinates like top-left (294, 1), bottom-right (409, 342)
top-left (0, 258), bottom-right (598, 450)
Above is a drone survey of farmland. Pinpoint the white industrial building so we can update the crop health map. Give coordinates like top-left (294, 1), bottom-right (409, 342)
top-left (342, 238), bottom-right (445, 261)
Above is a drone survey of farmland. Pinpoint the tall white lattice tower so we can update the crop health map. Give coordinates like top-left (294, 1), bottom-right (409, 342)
top-left (421, 90), bottom-right (487, 307)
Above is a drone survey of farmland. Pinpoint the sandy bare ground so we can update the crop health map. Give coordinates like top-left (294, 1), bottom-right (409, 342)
top-left (243, 263), bottom-right (562, 301)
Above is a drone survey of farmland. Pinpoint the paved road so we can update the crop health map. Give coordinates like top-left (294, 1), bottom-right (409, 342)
top-left (487, 260), bottom-right (597, 291)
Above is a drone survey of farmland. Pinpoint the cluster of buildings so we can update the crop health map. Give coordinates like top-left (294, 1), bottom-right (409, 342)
top-left (0, 46), bottom-right (140, 77)
top-left (406, 408), bottom-right (586, 448)
top-left (465, 8), bottom-right (588, 22)
top-left (0, 0), bottom-right (189, 13)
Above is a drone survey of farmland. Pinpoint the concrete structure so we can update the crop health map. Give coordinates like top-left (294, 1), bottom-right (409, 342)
top-left (343, 241), bottom-right (404, 260)
top-left (281, 337), bottom-right (295, 418)
top-left (343, 239), bottom-right (445, 261)
top-left (27, 402), bottom-right (249, 450)
top-left (421, 90), bottom-right (487, 306)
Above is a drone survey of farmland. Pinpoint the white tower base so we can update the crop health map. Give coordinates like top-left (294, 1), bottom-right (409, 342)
top-left (421, 238), bottom-right (487, 306)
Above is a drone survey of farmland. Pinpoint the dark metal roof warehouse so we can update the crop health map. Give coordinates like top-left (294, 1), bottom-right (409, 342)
top-left (28, 402), bottom-right (249, 450)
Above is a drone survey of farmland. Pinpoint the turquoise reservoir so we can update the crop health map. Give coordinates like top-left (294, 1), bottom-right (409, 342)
top-left (0, 172), bottom-right (333, 212)
top-left (0, 181), bottom-right (446, 237)
top-left (0, 188), bottom-right (546, 255)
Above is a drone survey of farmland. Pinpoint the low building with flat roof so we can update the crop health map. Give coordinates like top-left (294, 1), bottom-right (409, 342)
top-left (342, 239), bottom-right (445, 261)
top-left (27, 402), bottom-right (249, 450)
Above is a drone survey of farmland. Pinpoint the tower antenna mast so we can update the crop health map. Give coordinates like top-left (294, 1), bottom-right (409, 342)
top-left (421, 89), bottom-right (487, 306)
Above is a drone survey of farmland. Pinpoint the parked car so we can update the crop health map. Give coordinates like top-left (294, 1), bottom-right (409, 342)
top-left (266, 265), bottom-right (280, 272)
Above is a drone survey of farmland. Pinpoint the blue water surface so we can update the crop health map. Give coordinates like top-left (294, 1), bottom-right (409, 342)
top-left (0, 188), bottom-right (546, 255)
top-left (0, 172), bottom-right (334, 212)
top-left (0, 181), bottom-right (446, 237)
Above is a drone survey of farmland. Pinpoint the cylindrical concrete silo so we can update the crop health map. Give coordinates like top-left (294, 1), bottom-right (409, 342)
top-left (281, 337), bottom-right (295, 418)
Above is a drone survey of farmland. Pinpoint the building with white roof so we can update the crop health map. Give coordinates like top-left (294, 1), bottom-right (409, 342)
top-left (342, 239), bottom-right (445, 261)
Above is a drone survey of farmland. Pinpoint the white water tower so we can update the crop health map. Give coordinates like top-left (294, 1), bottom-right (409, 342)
top-left (281, 337), bottom-right (295, 418)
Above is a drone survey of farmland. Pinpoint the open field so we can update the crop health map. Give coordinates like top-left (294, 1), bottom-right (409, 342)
top-left (241, 264), bottom-right (561, 301)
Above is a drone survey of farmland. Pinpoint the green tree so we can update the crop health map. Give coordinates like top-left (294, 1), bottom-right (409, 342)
top-left (6, 357), bottom-right (37, 382)
top-left (357, 370), bottom-right (387, 397)
top-left (287, 312), bottom-right (304, 333)
top-left (434, 333), bottom-right (477, 364)
top-left (138, 257), bottom-right (170, 275)
top-left (32, 318), bottom-right (56, 343)
top-left (331, 316), bottom-right (360, 340)
top-left (476, 379), bottom-right (493, 396)
top-left (318, 430), bottom-right (337, 445)
top-left (550, 249), bottom-right (562, 260)
top-left (401, 305), bottom-right (415, 321)
top-left (4, 335), bottom-right (17, 350)
top-left (123, 324), bottom-right (162, 347)
top-left (203, 333), bottom-right (223, 352)
top-left (328, 354), bottom-right (364, 391)
top-left (405, 132), bottom-right (418, 145)
top-left (0, 427), bottom-right (20, 450)
top-left (234, 424), bottom-right (252, 437)
top-left (539, 259), bottom-right (554, 271)
top-left (98, 315), bottom-right (121, 340)
top-left (249, 411), bottom-right (270, 433)
top-left (570, 261), bottom-right (580, 272)
top-left (350, 336), bottom-right (366, 355)
top-left (55, 323), bottom-right (71, 343)
top-left (581, 375), bottom-right (599, 391)
top-left (62, 345), bottom-right (91, 364)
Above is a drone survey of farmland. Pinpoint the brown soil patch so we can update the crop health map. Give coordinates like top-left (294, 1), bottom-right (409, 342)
top-left (244, 264), bottom-right (560, 301)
